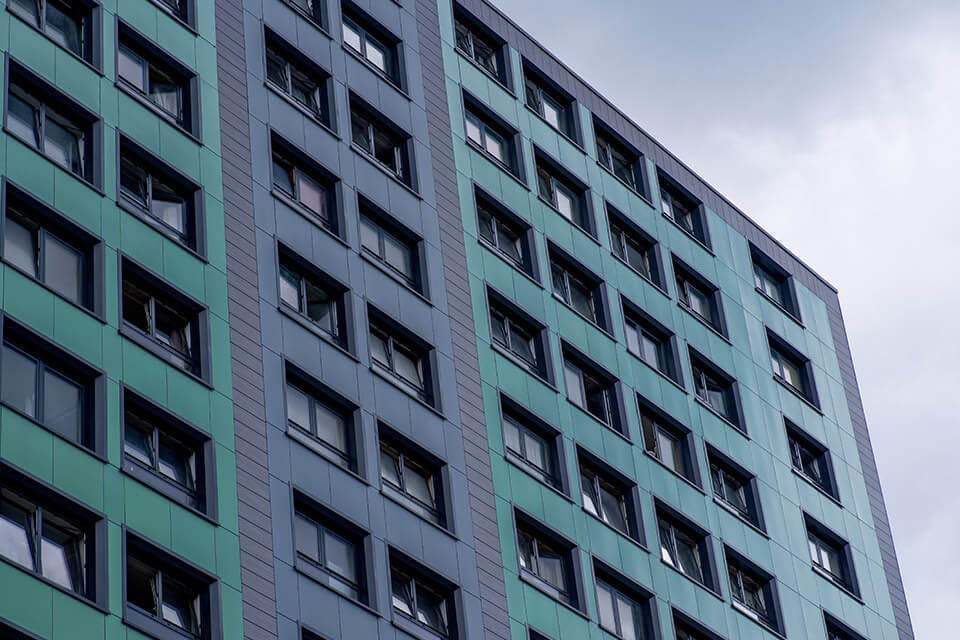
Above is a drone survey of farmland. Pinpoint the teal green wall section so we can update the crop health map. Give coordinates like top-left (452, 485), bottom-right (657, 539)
top-left (0, 0), bottom-right (240, 638)
top-left (437, 1), bottom-right (902, 640)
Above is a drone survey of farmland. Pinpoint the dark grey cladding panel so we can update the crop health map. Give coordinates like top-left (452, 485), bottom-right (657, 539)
top-left (417, 0), bottom-right (511, 639)
top-left (456, 0), bottom-right (914, 637)
top-left (215, 0), bottom-right (279, 638)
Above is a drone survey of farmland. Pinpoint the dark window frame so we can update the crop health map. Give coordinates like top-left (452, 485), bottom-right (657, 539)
top-left (121, 387), bottom-right (217, 519)
top-left (292, 490), bottom-right (371, 605)
top-left (0, 461), bottom-right (108, 608)
top-left (593, 116), bottom-right (649, 199)
top-left (119, 256), bottom-right (209, 382)
top-left (705, 443), bottom-right (765, 532)
top-left (487, 286), bottom-right (551, 383)
top-left (672, 256), bottom-right (727, 337)
top-left (657, 169), bottom-right (710, 249)
top-left (7, 0), bottom-right (102, 69)
top-left (767, 329), bottom-right (820, 407)
top-left (277, 243), bottom-right (351, 351)
top-left (123, 529), bottom-right (221, 640)
top-left (535, 148), bottom-right (593, 235)
top-left (4, 57), bottom-right (103, 189)
top-left (115, 19), bottom-right (200, 138)
top-left (349, 94), bottom-right (416, 189)
top-left (522, 59), bottom-right (580, 143)
top-left (368, 306), bottom-right (437, 408)
top-left (593, 558), bottom-right (660, 640)
top-left (606, 202), bottom-right (665, 290)
top-left (117, 133), bottom-right (205, 256)
top-left (514, 508), bottom-right (583, 611)
top-left (264, 27), bottom-right (335, 129)
top-left (750, 244), bottom-right (802, 321)
top-left (804, 513), bottom-right (860, 597)
top-left (620, 295), bottom-right (682, 385)
top-left (499, 393), bottom-right (566, 493)
top-left (655, 499), bottom-right (720, 593)
top-left (341, 1), bottom-right (404, 89)
top-left (378, 423), bottom-right (448, 529)
top-left (548, 243), bottom-right (609, 332)
top-left (388, 548), bottom-right (459, 640)
top-left (638, 392), bottom-right (701, 487)
top-left (270, 132), bottom-right (343, 236)
top-left (462, 90), bottom-right (524, 181)
top-left (0, 315), bottom-right (106, 457)
top-left (452, 3), bottom-right (511, 89)
top-left (689, 347), bottom-right (745, 432)
top-left (725, 545), bottom-right (785, 636)
top-left (283, 361), bottom-right (359, 474)
top-left (357, 194), bottom-right (425, 295)
top-left (577, 446), bottom-right (644, 545)
top-left (474, 184), bottom-right (537, 280)
top-left (562, 342), bottom-right (626, 436)
top-left (1, 179), bottom-right (104, 317)
top-left (785, 418), bottom-right (840, 501)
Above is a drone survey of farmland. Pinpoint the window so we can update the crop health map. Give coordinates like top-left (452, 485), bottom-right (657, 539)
top-left (594, 119), bottom-right (645, 195)
top-left (550, 248), bottom-right (605, 329)
top-left (825, 613), bottom-right (869, 640)
top-left (501, 400), bottom-right (562, 490)
top-left (726, 548), bottom-right (783, 634)
top-left (1, 322), bottom-right (97, 449)
top-left (622, 300), bottom-right (680, 383)
top-left (806, 515), bottom-right (858, 595)
top-left (639, 398), bottom-right (697, 484)
top-left (117, 24), bottom-right (196, 134)
top-left (594, 565), bottom-right (654, 640)
top-left (608, 205), bottom-right (662, 287)
top-left (8, 0), bottom-right (95, 63)
top-left (579, 453), bottom-right (640, 541)
top-left (563, 347), bottom-right (622, 433)
top-left (464, 99), bottom-right (521, 178)
top-left (536, 155), bottom-right (590, 231)
top-left (476, 189), bottom-right (534, 276)
top-left (690, 350), bottom-right (742, 430)
top-left (119, 136), bottom-right (201, 251)
top-left (0, 472), bottom-right (98, 600)
top-left (390, 553), bottom-right (456, 638)
top-left (125, 536), bottom-right (215, 640)
top-left (524, 64), bottom-right (576, 140)
top-left (123, 392), bottom-right (211, 514)
top-left (768, 330), bottom-right (819, 405)
top-left (272, 137), bottom-right (337, 234)
top-left (707, 447), bottom-right (763, 530)
top-left (453, 9), bottom-right (508, 85)
top-left (358, 200), bottom-right (422, 291)
top-left (285, 368), bottom-right (354, 470)
top-left (488, 291), bottom-right (548, 380)
top-left (657, 505), bottom-right (715, 590)
top-left (342, 4), bottom-right (400, 86)
top-left (294, 496), bottom-right (366, 603)
top-left (278, 250), bottom-right (347, 347)
top-left (3, 186), bottom-right (97, 310)
top-left (751, 245), bottom-right (800, 319)
top-left (265, 32), bottom-right (331, 125)
top-left (121, 261), bottom-right (204, 377)
top-left (786, 420), bottom-right (839, 499)
top-left (516, 514), bottom-right (578, 607)
top-left (283, 0), bottom-right (323, 25)
top-left (6, 63), bottom-right (98, 183)
top-left (350, 98), bottom-right (413, 186)
top-left (379, 428), bottom-right (444, 526)
top-left (673, 258), bottom-right (725, 335)
top-left (369, 312), bottom-right (434, 405)
top-left (658, 171), bottom-right (709, 247)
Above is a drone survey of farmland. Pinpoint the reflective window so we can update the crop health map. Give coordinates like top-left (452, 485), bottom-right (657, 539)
top-left (453, 15), bottom-right (504, 82)
top-left (342, 11), bottom-right (398, 84)
top-left (119, 150), bottom-right (194, 247)
top-left (122, 271), bottom-right (200, 375)
top-left (369, 319), bottom-right (431, 404)
top-left (391, 562), bottom-right (451, 637)
top-left (127, 550), bottom-right (205, 638)
top-left (351, 101), bottom-right (411, 185)
top-left (517, 523), bottom-right (574, 605)
top-left (117, 32), bottom-right (192, 131)
top-left (9, 0), bottom-right (90, 61)
top-left (359, 209), bottom-right (419, 289)
top-left (640, 407), bottom-right (694, 483)
top-left (503, 410), bottom-right (559, 489)
top-left (580, 462), bottom-right (630, 536)
top-left (379, 436), bottom-right (441, 524)
top-left (279, 256), bottom-right (345, 346)
top-left (265, 39), bottom-right (329, 123)
top-left (477, 197), bottom-right (529, 273)
top-left (596, 578), bottom-right (643, 640)
top-left (294, 502), bottom-right (363, 601)
top-left (7, 80), bottom-right (91, 179)
top-left (271, 150), bottom-right (332, 232)
top-left (285, 379), bottom-right (351, 469)
top-left (4, 204), bottom-right (87, 306)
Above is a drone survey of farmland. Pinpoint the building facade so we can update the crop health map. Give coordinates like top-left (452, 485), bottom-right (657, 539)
top-left (0, 1), bottom-right (912, 640)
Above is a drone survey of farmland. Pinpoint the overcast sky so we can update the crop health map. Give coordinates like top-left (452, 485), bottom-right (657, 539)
top-left (491, 0), bottom-right (959, 636)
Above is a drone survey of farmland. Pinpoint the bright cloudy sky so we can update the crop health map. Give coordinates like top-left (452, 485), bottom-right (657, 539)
top-left (492, 0), bottom-right (960, 636)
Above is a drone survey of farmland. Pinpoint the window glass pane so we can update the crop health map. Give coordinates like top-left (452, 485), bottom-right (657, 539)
top-left (127, 557), bottom-right (158, 614)
top-left (5, 215), bottom-right (39, 278)
top-left (535, 543), bottom-right (565, 591)
top-left (266, 48), bottom-right (288, 89)
top-left (517, 529), bottom-right (534, 572)
top-left (122, 282), bottom-right (152, 335)
top-left (391, 573), bottom-right (414, 616)
top-left (373, 127), bottom-right (400, 173)
top-left (7, 92), bottom-right (39, 147)
top-left (364, 36), bottom-right (388, 73)
top-left (639, 332), bottom-right (659, 368)
top-left (567, 277), bottom-right (594, 320)
top-left (596, 582), bottom-right (616, 630)
top-left (723, 472), bottom-right (749, 513)
top-left (404, 459), bottom-right (435, 508)
top-left (272, 158), bottom-right (295, 196)
top-left (285, 384), bottom-right (311, 431)
top-left (465, 114), bottom-right (483, 146)
top-left (392, 345), bottom-right (423, 390)
top-left (40, 516), bottom-right (82, 592)
top-left (581, 469), bottom-right (599, 516)
top-left (0, 495), bottom-right (35, 570)
top-left (554, 184), bottom-right (575, 221)
top-left (484, 128), bottom-right (506, 162)
top-left (294, 512), bottom-right (319, 562)
top-left (542, 96), bottom-right (561, 129)
top-left (43, 116), bottom-right (82, 174)
top-left (502, 417), bottom-right (522, 455)
top-left (675, 529), bottom-right (703, 581)
top-left (323, 530), bottom-right (356, 583)
top-left (149, 67), bottom-right (181, 118)
top-left (473, 36), bottom-right (498, 76)
top-left (616, 594), bottom-right (639, 640)
top-left (382, 232), bottom-right (413, 278)
top-left (46, 1), bottom-right (83, 56)
top-left (120, 157), bottom-right (149, 207)
top-left (537, 168), bottom-right (554, 202)
top-left (150, 181), bottom-right (187, 235)
top-left (2, 346), bottom-right (37, 418)
top-left (563, 362), bottom-right (583, 407)
top-left (489, 312), bottom-right (507, 347)
top-left (369, 330), bottom-right (390, 369)
top-left (454, 20), bottom-right (471, 53)
top-left (583, 375), bottom-right (609, 423)
top-left (509, 324), bottom-right (536, 365)
top-left (290, 71), bottom-right (319, 113)
top-left (359, 215), bottom-right (380, 254)
top-left (161, 575), bottom-right (199, 634)
top-left (154, 303), bottom-right (192, 360)
top-left (124, 421), bottom-right (154, 467)
top-left (43, 234), bottom-right (82, 303)
top-left (523, 430), bottom-right (547, 472)
top-left (296, 172), bottom-right (326, 218)
top-left (304, 280), bottom-right (336, 334)
top-left (118, 45), bottom-right (146, 91)
top-left (599, 483), bottom-right (628, 533)
top-left (415, 583), bottom-right (448, 634)
top-left (342, 21), bottom-right (362, 53)
top-left (624, 320), bottom-right (640, 355)
top-left (314, 401), bottom-right (347, 455)
top-left (158, 435), bottom-right (194, 489)
top-left (379, 447), bottom-right (401, 488)
top-left (278, 264), bottom-right (301, 310)
top-left (656, 429), bottom-right (679, 472)
top-left (8, 0), bottom-right (39, 26)
top-left (43, 369), bottom-right (82, 441)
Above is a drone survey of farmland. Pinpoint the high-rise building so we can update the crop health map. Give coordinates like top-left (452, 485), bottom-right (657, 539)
top-left (0, 1), bottom-right (912, 640)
